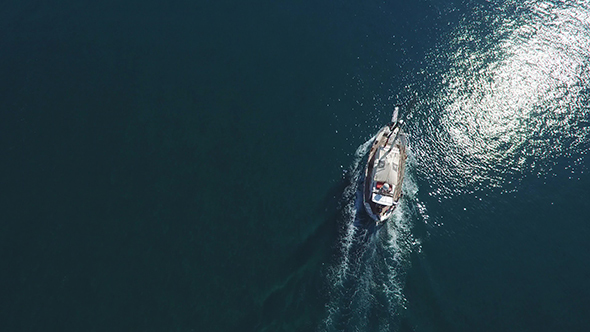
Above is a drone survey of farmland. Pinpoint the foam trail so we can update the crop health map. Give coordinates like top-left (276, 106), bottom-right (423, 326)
top-left (321, 136), bottom-right (418, 332)
top-left (332, 135), bottom-right (375, 286)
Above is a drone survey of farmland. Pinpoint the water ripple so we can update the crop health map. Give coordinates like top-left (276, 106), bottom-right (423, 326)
top-left (322, 1), bottom-right (590, 329)
top-left (414, 0), bottom-right (590, 199)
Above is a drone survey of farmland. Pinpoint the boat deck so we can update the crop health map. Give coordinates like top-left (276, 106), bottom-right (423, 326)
top-left (363, 126), bottom-right (407, 221)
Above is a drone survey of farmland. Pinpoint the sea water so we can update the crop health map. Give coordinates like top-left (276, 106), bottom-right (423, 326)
top-left (2, 0), bottom-right (589, 331)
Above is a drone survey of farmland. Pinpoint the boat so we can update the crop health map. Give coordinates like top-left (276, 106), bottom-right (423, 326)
top-left (363, 106), bottom-right (408, 224)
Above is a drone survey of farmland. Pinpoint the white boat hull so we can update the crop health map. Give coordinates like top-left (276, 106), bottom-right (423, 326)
top-left (363, 122), bottom-right (407, 224)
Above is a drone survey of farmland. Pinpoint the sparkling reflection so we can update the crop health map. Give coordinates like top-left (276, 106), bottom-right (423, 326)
top-left (416, 0), bottom-right (590, 198)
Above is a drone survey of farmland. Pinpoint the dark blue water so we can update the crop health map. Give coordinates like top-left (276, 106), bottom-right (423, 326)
top-left (2, 0), bottom-right (590, 331)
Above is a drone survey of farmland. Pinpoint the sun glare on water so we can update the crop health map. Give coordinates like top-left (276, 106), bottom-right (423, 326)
top-left (417, 0), bottom-right (590, 198)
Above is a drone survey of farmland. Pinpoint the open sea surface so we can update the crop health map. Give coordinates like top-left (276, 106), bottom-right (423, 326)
top-left (2, 0), bottom-right (590, 331)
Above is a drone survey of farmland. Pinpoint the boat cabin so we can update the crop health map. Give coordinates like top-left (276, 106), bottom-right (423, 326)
top-left (371, 146), bottom-right (401, 206)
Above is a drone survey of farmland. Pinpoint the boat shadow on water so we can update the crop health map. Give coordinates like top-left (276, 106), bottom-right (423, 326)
top-left (231, 178), bottom-right (349, 332)
top-left (232, 172), bottom-right (404, 332)
top-left (318, 127), bottom-right (417, 330)
top-left (234, 118), bottom-right (412, 331)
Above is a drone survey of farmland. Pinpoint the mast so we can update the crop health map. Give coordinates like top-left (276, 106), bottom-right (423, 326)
top-left (380, 107), bottom-right (402, 158)
top-left (391, 106), bottom-right (399, 124)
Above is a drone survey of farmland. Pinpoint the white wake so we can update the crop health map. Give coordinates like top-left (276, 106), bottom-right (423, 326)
top-left (321, 135), bottom-right (419, 332)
